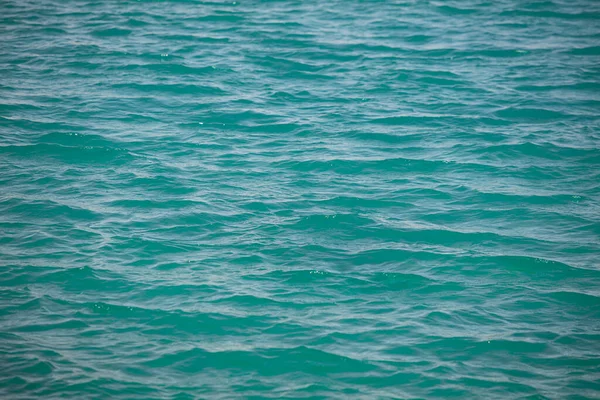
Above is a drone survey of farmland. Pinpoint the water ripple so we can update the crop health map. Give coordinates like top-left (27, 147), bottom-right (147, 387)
top-left (1, 0), bottom-right (600, 398)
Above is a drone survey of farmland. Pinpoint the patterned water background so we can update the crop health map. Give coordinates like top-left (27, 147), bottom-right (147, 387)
top-left (1, 0), bottom-right (600, 398)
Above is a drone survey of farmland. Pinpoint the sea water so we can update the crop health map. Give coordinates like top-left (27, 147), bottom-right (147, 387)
top-left (1, 0), bottom-right (600, 398)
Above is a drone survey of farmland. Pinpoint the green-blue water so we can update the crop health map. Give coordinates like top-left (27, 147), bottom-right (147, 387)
top-left (1, 0), bottom-right (600, 398)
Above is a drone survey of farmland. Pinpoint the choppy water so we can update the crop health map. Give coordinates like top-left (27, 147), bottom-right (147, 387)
top-left (1, 0), bottom-right (600, 398)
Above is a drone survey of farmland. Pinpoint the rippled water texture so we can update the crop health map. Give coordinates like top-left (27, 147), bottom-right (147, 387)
top-left (1, 0), bottom-right (600, 398)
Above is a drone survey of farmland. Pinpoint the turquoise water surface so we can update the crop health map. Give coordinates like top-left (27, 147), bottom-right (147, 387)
top-left (1, 0), bottom-right (600, 398)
